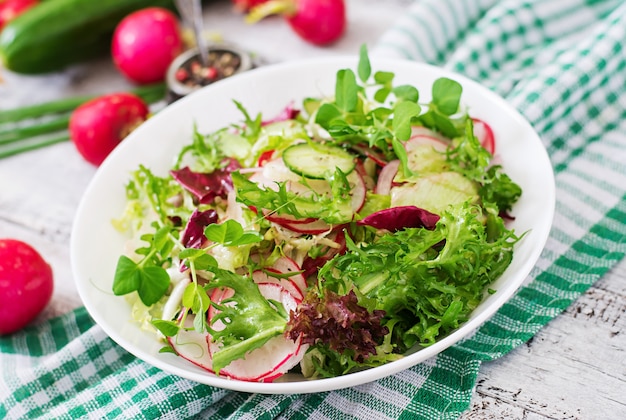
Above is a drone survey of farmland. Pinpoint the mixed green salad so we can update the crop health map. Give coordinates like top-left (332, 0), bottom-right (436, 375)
top-left (112, 46), bottom-right (522, 382)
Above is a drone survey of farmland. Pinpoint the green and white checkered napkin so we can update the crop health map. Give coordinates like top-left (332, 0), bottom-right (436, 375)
top-left (3, 0), bottom-right (626, 418)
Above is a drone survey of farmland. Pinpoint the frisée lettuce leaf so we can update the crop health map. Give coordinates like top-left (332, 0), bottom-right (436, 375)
top-left (305, 202), bottom-right (519, 377)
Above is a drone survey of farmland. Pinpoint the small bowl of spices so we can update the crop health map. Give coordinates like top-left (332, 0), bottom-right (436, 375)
top-left (166, 44), bottom-right (254, 103)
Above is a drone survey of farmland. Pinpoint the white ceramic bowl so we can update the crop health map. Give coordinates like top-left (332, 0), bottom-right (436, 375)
top-left (70, 56), bottom-right (555, 394)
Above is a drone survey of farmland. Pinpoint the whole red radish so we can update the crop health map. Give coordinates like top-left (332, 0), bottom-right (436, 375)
top-left (0, 239), bottom-right (53, 335)
top-left (112, 7), bottom-right (183, 84)
top-left (69, 93), bottom-right (149, 166)
top-left (247, 0), bottom-right (346, 46)
top-left (0, 0), bottom-right (39, 31)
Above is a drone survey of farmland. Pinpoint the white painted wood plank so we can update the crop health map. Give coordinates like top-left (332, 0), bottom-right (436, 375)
top-left (461, 259), bottom-right (626, 419)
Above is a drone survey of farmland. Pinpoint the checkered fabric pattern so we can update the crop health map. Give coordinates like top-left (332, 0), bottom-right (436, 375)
top-left (2, 0), bottom-right (626, 418)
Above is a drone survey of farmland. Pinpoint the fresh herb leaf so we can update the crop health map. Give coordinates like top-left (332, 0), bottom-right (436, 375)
top-left (373, 71), bottom-right (394, 103)
top-left (159, 345), bottom-right (177, 354)
top-left (112, 225), bottom-right (174, 306)
top-left (183, 282), bottom-right (211, 315)
top-left (335, 69), bottom-right (358, 112)
top-left (432, 77), bottom-right (462, 115)
top-left (391, 138), bottom-right (412, 181)
top-left (373, 71), bottom-right (394, 85)
top-left (121, 165), bottom-right (190, 230)
top-left (393, 85), bottom-right (419, 103)
top-left (204, 219), bottom-right (263, 247)
top-left (112, 255), bottom-right (141, 295)
top-left (179, 248), bottom-right (218, 271)
top-left (113, 255), bottom-right (170, 306)
top-left (358, 44), bottom-right (371, 83)
top-left (392, 101), bottom-right (421, 141)
top-left (315, 103), bottom-right (343, 129)
top-left (136, 266), bottom-right (171, 306)
top-left (152, 319), bottom-right (181, 337)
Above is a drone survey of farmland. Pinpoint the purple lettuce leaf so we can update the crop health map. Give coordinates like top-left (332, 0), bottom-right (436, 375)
top-left (357, 206), bottom-right (440, 232)
top-left (180, 209), bottom-right (218, 249)
top-left (171, 159), bottom-right (240, 204)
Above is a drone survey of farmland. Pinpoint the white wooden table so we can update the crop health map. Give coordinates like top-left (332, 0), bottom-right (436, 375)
top-left (1, 1), bottom-right (624, 418)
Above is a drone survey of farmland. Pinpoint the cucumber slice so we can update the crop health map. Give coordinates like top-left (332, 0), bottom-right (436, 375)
top-left (390, 172), bottom-right (479, 215)
top-left (282, 143), bottom-right (355, 179)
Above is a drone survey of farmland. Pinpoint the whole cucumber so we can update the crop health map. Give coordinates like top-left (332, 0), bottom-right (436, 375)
top-left (0, 0), bottom-right (177, 74)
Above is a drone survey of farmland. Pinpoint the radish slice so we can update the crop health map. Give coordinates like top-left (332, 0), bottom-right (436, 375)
top-left (167, 310), bottom-right (214, 373)
top-left (262, 209), bottom-right (317, 225)
top-left (282, 218), bottom-right (333, 234)
top-left (262, 158), bottom-right (302, 184)
top-left (410, 126), bottom-right (449, 142)
top-left (208, 282), bottom-right (307, 381)
top-left (472, 118), bottom-right (495, 154)
top-left (376, 159), bottom-right (400, 196)
top-left (350, 170), bottom-right (367, 213)
top-left (253, 269), bottom-right (304, 301)
top-left (403, 135), bottom-right (451, 176)
top-left (248, 171), bottom-right (278, 191)
top-left (257, 149), bottom-right (276, 166)
top-left (405, 135), bottom-right (449, 153)
top-left (208, 287), bottom-right (228, 322)
top-left (271, 256), bottom-right (307, 293)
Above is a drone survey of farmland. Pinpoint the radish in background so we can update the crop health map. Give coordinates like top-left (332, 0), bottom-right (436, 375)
top-left (245, 0), bottom-right (346, 46)
top-left (69, 93), bottom-right (150, 166)
top-left (111, 7), bottom-right (184, 84)
top-left (0, 239), bottom-right (53, 335)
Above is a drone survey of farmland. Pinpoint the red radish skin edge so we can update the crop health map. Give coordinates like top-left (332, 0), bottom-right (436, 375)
top-left (253, 269), bottom-right (304, 301)
top-left (270, 256), bottom-right (307, 293)
top-left (111, 7), bottom-right (183, 84)
top-left (376, 159), bottom-right (400, 196)
top-left (262, 209), bottom-right (317, 225)
top-left (69, 93), bottom-right (149, 166)
top-left (167, 309), bottom-right (215, 373)
top-left (472, 118), bottom-right (496, 155)
top-left (282, 218), bottom-right (335, 235)
top-left (0, 239), bottom-right (53, 335)
top-left (257, 150), bottom-right (276, 167)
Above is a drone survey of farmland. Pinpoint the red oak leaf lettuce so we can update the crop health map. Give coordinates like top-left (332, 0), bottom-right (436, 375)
top-left (286, 289), bottom-right (388, 362)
